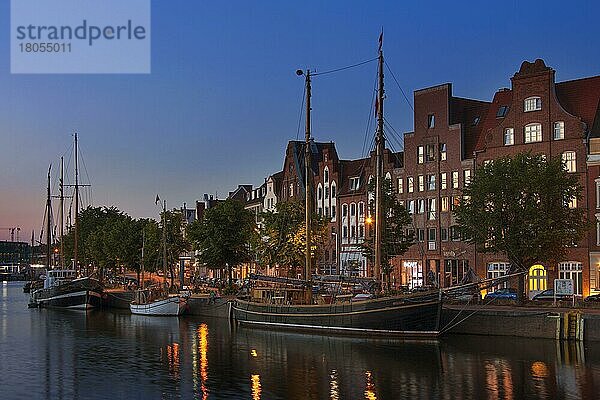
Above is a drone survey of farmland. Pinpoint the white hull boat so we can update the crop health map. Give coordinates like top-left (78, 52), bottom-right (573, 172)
top-left (130, 295), bottom-right (187, 316)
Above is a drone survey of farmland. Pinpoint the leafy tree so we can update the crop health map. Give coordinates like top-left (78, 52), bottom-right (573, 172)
top-left (454, 152), bottom-right (588, 301)
top-left (361, 178), bottom-right (414, 291)
top-left (256, 201), bottom-right (329, 278)
top-left (187, 199), bottom-right (257, 285)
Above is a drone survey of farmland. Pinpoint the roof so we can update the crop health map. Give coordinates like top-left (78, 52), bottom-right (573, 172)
top-left (475, 89), bottom-right (513, 152)
top-left (338, 158), bottom-right (369, 196)
top-left (450, 97), bottom-right (491, 158)
top-left (555, 76), bottom-right (600, 137)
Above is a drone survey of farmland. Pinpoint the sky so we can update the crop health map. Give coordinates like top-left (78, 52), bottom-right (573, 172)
top-left (1, 0), bottom-right (600, 241)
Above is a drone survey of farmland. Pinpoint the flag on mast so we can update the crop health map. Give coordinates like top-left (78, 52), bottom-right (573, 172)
top-left (378, 30), bottom-right (383, 52)
top-left (155, 194), bottom-right (160, 205)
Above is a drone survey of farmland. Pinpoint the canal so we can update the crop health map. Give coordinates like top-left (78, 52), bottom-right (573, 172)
top-left (1, 282), bottom-right (599, 399)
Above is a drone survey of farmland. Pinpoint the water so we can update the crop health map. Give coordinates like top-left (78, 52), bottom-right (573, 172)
top-left (1, 281), bottom-right (599, 400)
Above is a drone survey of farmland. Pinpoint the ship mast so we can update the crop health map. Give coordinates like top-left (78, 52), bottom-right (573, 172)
top-left (299, 69), bottom-right (313, 286)
top-left (374, 36), bottom-right (385, 290)
top-left (74, 132), bottom-right (79, 273)
top-left (162, 199), bottom-right (167, 290)
top-left (46, 165), bottom-right (52, 270)
top-left (59, 156), bottom-right (64, 268)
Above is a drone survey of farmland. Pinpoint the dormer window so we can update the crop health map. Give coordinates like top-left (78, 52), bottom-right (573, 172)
top-left (496, 105), bottom-right (509, 118)
top-left (524, 96), bottom-right (541, 112)
top-left (349, 177), bottom-right (360, 191)
top-left (472, 116), bottom-right (480, 126)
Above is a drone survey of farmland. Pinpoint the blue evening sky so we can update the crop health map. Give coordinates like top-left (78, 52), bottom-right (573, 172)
top-left (1, 0), bottom-right (599, 240)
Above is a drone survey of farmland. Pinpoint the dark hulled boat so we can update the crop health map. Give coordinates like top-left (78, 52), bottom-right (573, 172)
top-left (30, 270), bottom-right (103, 309)
top-left (232, 36), bottom-right (442, 338)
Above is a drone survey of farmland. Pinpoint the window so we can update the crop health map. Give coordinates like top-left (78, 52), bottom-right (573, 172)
top-left (568, 196), bottom-right (577, 209)
top-left (417, 146), bottom-right (424, 164)
top-left (331, 183), bottom-right (336, 198)
top-left (417, 199), bottom-right (425, 214)
top-left (487, 263), bottom-right (509, 291)
top-left (596, 179), bottom-right (600, 209)
top-left (426, 144), bottom-right (436, 162)
top-left (428, 228), bottom-right (436, 250)
top-left (597, 221), bottom-right (600, 246)
top-left (349, 177), bottom-right (360, 191)
top-left (559, 262), bottom-right (583, 296)
top-left (524, 123), bottom-right (542, 143)
top-left (331, 205), bottom-right (336, 219)
top-left (427, 174), bottom-right (436, 191)
top-left (359, 225), bottom-right (364, 238)
top-left (440, 143), bottom-right (447, 161)
top-left (450, 225), bottom-right (461, 241)
top-left (342, 226), bottom-right (348, 238)
top-left (441, 196), bottom-right (449, 212)
top-left (451, 196), bottom-right (461, 211)
top-left (397, 178), bottom-right (403, 194)
top-left (427, 198), bottom-right (436, 220)
top-left (418, 175), bottom-right (425, 192)
top-left (463, 170), bottom-right (471, 186)
top-left (452, 171), bottom-right (459, 189)
top-left (324, 187), bottom-right (329, 199)
top-left (497, 105), bottom-right (509, 118)
top-left (317, 187), bottom-right (323, 200)
top-left (350, 203), bottom-right (356, 217)
top-left (289, 183), bottom-right (294, 197)
top-left (472, 116), bottom-right (480, 126)
top-left (562, 151), bottom-right (576, 173)
top-left (324, 168), bottom-right (329, 183)
top-left (358, 202), bottom-right (364, 217)
top-left (440, 173), bottom-right (447, 190)
top-left (504, 128), bottom-right (514, 146)
top-left (418, 229), bottom-right (425, 242)
top-left (351, 226), bottom-right (356, 239)
top-left (407, 177), bottom-right (414, 193)
top-left (428, 114), bottom-right (435, 128)
top-left (524, 96), bottom-right (541, 112)
top-left (407, 200), bottom-right (415, 214)
top-left (324, 206), bottom-right (329, 217)
top-left (342, 204), bottom-right (348, 217)
top-left (440, 228), bottom-right (448, 242)
top-left (318, 207), bottom-right (322, 216)
top-left (554, 121), bottom-right (565, 140)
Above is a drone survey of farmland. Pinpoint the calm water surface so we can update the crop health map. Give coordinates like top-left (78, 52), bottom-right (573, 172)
top-left (1, 281), bottom-right (599, 399)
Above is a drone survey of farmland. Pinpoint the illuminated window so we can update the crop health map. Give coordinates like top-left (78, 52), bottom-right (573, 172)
top-left (504, 128), bottom-right (514, 146)
top-left (463, 170), bottom-right (471, 186)
top-left (524, 123), bottom-right (542, 143)
top-left (441, 196), bottom-right (449, 212)
top-left (487, 262), bottom-right (509, 291)
top-left (562, 151), bottom-right (576, 173)
top-left (428, 114), bottom-right (435, 128)
top-left (559, 262), bottom-right (582, 295)
top-left (397, 178), bottom-right (403, 194)
top-left (554, 121), bottom-right (565, 140)
top-left (426, 144), bottom-right (436, 162)
top-left (524, 96), bottom-right (541, 112)
top-left (417, 146), bottom-right (424, 164)
top-left (440, 143), bottom-right (447, 161)
top-left (427, 198), bottom-right (436, 220)
top-left (418, 175), bottom-right (425, 192)
top-left (440, 172), bottom-right (447, 190)
top-left (407, 176), bottom-right (414, 193)
top-left (427, 174), bottom-right (436, 191)
top-left (452, 171), bottom-right (459, 189)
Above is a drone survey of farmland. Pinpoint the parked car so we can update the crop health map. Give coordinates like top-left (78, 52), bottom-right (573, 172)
top-left (584, 294), bottom-right (600, 302)
top-left (532, 289), bottom-right (571, 301)
top-left (485, 288), bottom-right (517, 300)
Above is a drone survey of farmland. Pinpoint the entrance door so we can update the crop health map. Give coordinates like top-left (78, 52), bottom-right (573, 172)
top-left (528, 264), bottom-right (547, 299)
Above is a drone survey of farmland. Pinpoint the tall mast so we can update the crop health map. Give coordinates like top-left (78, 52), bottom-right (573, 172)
top-left (141, 229), bottom-right (145, 290)
top-left (374, 38), bottom-right (385, 289)
top-left (303, 69), bottom-right (312, 283)
top-left (46, 165), bottom-right (52, 270)
top-left (59, 156), bottom-right (64, 268)
top-left (74, 132), bottom-right (79, 273)
top-left (162, 200), bottom-right (167, 289)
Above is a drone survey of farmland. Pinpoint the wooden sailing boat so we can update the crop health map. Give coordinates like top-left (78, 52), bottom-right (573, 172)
top-left (30, 134), bottom-right (104, 309)
top-left (232, 36), bottom-right (442, 337)
top-left (130, 199), bottom-right (188, 316)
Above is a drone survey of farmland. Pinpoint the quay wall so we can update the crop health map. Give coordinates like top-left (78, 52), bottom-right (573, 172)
top-left (442, 306), bottom-right (600, 342)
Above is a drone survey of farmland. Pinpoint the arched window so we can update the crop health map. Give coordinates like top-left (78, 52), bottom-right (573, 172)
top-left (331, 182), bottom-right (337, 198)
top-left (350, 203), bottom-right (356, 217)
top-left (524, 96), bottom-right (541, 112)
top-left (324, 167), bottom-right (329, 183)
top-left (317, 184), bottom-right (322, 200)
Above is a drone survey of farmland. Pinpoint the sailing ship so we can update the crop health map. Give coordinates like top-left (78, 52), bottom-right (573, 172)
top-left (232, 37), bottom-right (442, 337)
top-left (130, 199), bottom-right (188, 316)
top-left (30, 134), bottom-right (104, 309)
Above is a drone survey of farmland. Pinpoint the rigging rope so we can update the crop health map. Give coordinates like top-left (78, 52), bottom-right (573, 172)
top-left (312, 57), bottom-right (378, 77)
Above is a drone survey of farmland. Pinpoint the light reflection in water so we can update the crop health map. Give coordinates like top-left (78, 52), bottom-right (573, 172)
top-left (364, 370), bottom-right (377, 400)
top-left (329, 369), bottom-right (339, 400)
top-left (198, 323), bottom-right (209, 400)
top-left (251, 374), bottom-right (261, 400)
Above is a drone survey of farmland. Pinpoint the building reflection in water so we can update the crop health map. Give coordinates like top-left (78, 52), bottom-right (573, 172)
top-left (251, 374), bottom-right (261, 400)
top-left (164, 342), bottom-right (180, 380)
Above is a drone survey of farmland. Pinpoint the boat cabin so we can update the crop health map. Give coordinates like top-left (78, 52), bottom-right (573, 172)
top-left (44, 269), bottom-right (77, 289)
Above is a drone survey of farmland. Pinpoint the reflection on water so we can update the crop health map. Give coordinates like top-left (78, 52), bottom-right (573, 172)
top-left (1, 282), bottom-right (599, 399)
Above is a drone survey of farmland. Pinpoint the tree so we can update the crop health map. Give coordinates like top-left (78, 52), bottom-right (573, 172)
top-left (256, 201), bottom-right (329, 278)
top-left (361, 178), bottom-right (414, 291)
top-left (187, 199), bottom-right (257, 286)
top-left (454, 152), bottom-right (588, 301)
